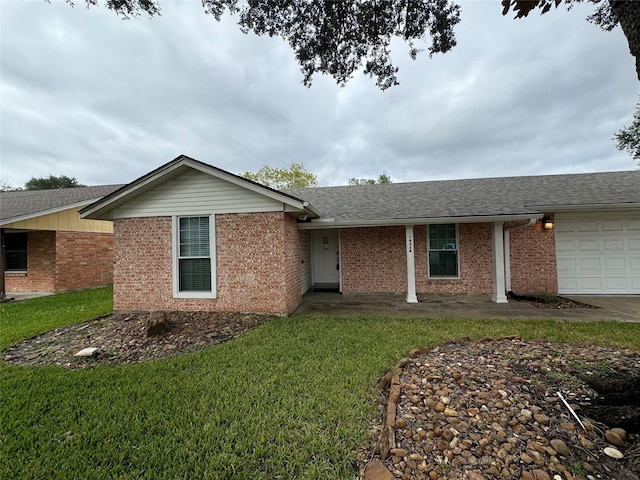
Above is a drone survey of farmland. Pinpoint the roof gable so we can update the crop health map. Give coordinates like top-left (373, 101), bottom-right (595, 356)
top-left (81, 155), bottom-right (317, 220)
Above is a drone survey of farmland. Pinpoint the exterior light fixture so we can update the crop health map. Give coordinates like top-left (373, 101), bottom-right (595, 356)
top-left (542, 216), bottom-right (554, 231)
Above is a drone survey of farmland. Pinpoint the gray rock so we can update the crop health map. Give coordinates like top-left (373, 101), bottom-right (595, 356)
top-left (74, 347), bottom-right (98, 357)
top-left (550, 439), bottom-right (570, 456)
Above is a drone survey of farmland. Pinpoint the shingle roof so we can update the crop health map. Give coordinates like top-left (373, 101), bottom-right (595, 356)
top-left (285, 171), bottom-right (640, 222)
top-left (1, 185), bottom-right (124, 224)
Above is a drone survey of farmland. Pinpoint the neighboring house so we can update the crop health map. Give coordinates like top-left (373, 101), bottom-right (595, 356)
top-left (1, 185), bottom-right (123, 295)
top-left (80, 155), bottom-right (640, 315)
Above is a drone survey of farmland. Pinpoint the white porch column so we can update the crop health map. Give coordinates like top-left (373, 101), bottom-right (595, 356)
top-left (405, 225), bottom-right (418, 303)
top-left (504, 229), bottom-right (511, 293)
top-left (491, 222), bottom-right (508, 303)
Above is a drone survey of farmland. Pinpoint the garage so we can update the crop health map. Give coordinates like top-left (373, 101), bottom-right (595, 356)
top-left (555, 211), bottom-right (640, 294)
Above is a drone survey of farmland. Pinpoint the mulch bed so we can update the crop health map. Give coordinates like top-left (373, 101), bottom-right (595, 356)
top-left (507, 292), bottom-right (598, 310)
top-left (2, 311), bottom-right (270, 369)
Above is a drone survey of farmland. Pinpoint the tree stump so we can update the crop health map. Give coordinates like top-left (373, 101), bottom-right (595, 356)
top-left (145, 311), bottom-right (169, 337)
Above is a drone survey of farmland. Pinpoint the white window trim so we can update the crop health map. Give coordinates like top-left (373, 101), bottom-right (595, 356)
top-left (427, 223), bottom-right (461, 279)
top-left (172, 215), bottom-right (217, 299)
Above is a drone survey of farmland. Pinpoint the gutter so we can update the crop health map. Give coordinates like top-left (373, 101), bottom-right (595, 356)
top-left (302, 201), bottom-right (322, 218)
top-left (527, 203), bottom-right (639, 212)
top-left (299, 214), bottom-right (543, 230)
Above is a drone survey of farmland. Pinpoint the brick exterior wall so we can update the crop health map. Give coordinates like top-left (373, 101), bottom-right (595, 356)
top-left (282, 214), bottom-right (303, 312)
top-left (415, 223), bottom-right (494, 294)
top-left (111, 215), bottom-right (556, 311)
top-left (55, 231), bottom-right (114, 292)
top-left (5, 231), bottom-right (56, 293)
top-left (113, 217), bottom-right (173, 310)
top-left (113, 212), bottom-right (301, 315)
top-left (339, 224), bottom-right (495, 295)
top-left (5, 230), bottom-right (114, 294)
top-left (340, 227), bottom-right (407, 293)
top-left (339, 222), bottom-right (553, 296)
top-left (508, 220), bottom-right (558, 294)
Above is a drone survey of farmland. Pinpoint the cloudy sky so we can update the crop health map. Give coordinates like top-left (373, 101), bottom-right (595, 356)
top-left (1, 0), bottom-right (638, 188)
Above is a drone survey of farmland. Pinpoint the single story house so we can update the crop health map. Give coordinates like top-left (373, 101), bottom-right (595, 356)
top-left (80, 155), bottom-right (640, 315)
top-left (1, 185), bottom-right (122, 296)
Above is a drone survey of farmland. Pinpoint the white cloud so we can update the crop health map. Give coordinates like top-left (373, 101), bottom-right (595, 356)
top-left (0, 0), bottom-right (637, 189)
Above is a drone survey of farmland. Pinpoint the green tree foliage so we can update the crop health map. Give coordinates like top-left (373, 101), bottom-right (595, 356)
top-left (68, 0), bottom-right (639, 87)
top-left (24, 175), bottom-right (85, 190)
top-left (243, 163), bottom-right (317, 190)
top-left (614, 98), bottom-right (640, 164)
top-left (348, 174), bottom-right (393, 185)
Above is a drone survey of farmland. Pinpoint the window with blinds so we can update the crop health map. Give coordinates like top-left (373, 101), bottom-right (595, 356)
top-left (178, 216), bottom-right (211, 292)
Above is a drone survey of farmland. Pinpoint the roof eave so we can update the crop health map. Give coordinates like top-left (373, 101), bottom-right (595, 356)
top-left (527, 203), bottom-right (640, 212)
top-left (1, 198), bottom-right (104, 226)
top-left (297, 213), bottom-right (543, 230)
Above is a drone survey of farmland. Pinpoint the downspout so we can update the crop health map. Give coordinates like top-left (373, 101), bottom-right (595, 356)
top-left (503, 218), bottom-right (537, 294)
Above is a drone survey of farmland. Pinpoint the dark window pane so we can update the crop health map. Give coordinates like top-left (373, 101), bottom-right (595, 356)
top-left (428, 224), bottom-right (458, 277)
top-left (179, 258), bottom-right (211, 291)
top-left (5, 233), bottom-right (27, 271)
top-left (5, 233), bottom-right (27, 250)
top-left (429, 251), bottom-right (458, 277)
top-left (429, 224), bottom-right (456, 250)
top-left (6, 252), bottom-right (27, 271)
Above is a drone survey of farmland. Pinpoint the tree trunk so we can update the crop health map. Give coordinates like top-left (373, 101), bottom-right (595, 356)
top-left (610, 1), bottom-right (640, 81)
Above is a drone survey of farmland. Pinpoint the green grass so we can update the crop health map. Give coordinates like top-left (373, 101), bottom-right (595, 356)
top-left (1, 289), bottom-right (639, 479)
top-left (0, 287), bottom-right (113, 352)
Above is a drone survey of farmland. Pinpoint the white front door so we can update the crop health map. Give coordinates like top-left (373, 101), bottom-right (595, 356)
top-left (312, 230), bottom-right (340, 285)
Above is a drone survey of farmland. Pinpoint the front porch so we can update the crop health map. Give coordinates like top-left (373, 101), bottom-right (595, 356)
top-left (292, 291), bottom-right (639, 322)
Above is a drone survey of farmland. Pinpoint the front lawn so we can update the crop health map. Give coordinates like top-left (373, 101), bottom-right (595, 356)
top-left (0, 287), bottom-right (113, 352)
top-left (1, 290), bottom-right (638, 479)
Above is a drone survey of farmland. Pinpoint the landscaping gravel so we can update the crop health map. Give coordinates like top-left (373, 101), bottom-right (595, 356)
top-left (360, 337), bottom-right (640, 480)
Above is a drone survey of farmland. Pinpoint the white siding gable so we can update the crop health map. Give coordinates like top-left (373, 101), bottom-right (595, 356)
top-left (112, 169), bottom-right (284, 218)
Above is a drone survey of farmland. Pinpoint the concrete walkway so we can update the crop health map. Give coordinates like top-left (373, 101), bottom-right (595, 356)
top-left (293, 292), bottom-right (640, 322)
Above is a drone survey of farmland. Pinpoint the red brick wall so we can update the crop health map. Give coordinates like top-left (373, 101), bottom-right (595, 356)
top-left (282, 214), bottom-right (303, 312)
top-left (113, 213), bottom-right (301, 315)
top-left (340, 226), bottom-right (407, 293)
top-left (416, 223), bottom-right (494, 294)
top-left (55, 231), bottom-right (114, 292)
top-left (216, 212), bottom-right (298, 314)
top-left (113, 217), bottom-right (173, 311)
top-left (339, 222), bottom-right (557, 296)
top-left (5, 231), bottom-right (56, 293)
top-left (340, 223), bottom-right (495, 295)
top-left (508, 220), bottom-right (558, 294)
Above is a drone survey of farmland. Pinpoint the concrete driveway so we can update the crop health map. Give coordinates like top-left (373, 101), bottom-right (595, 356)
top-left (563, 295), bottom-right (640, 320)
top-left (294, 292), bottom-right (640, 322)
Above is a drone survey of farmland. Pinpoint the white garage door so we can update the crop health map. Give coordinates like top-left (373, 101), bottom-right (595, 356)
top-left (555, 211), bottom-right (640, 294)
